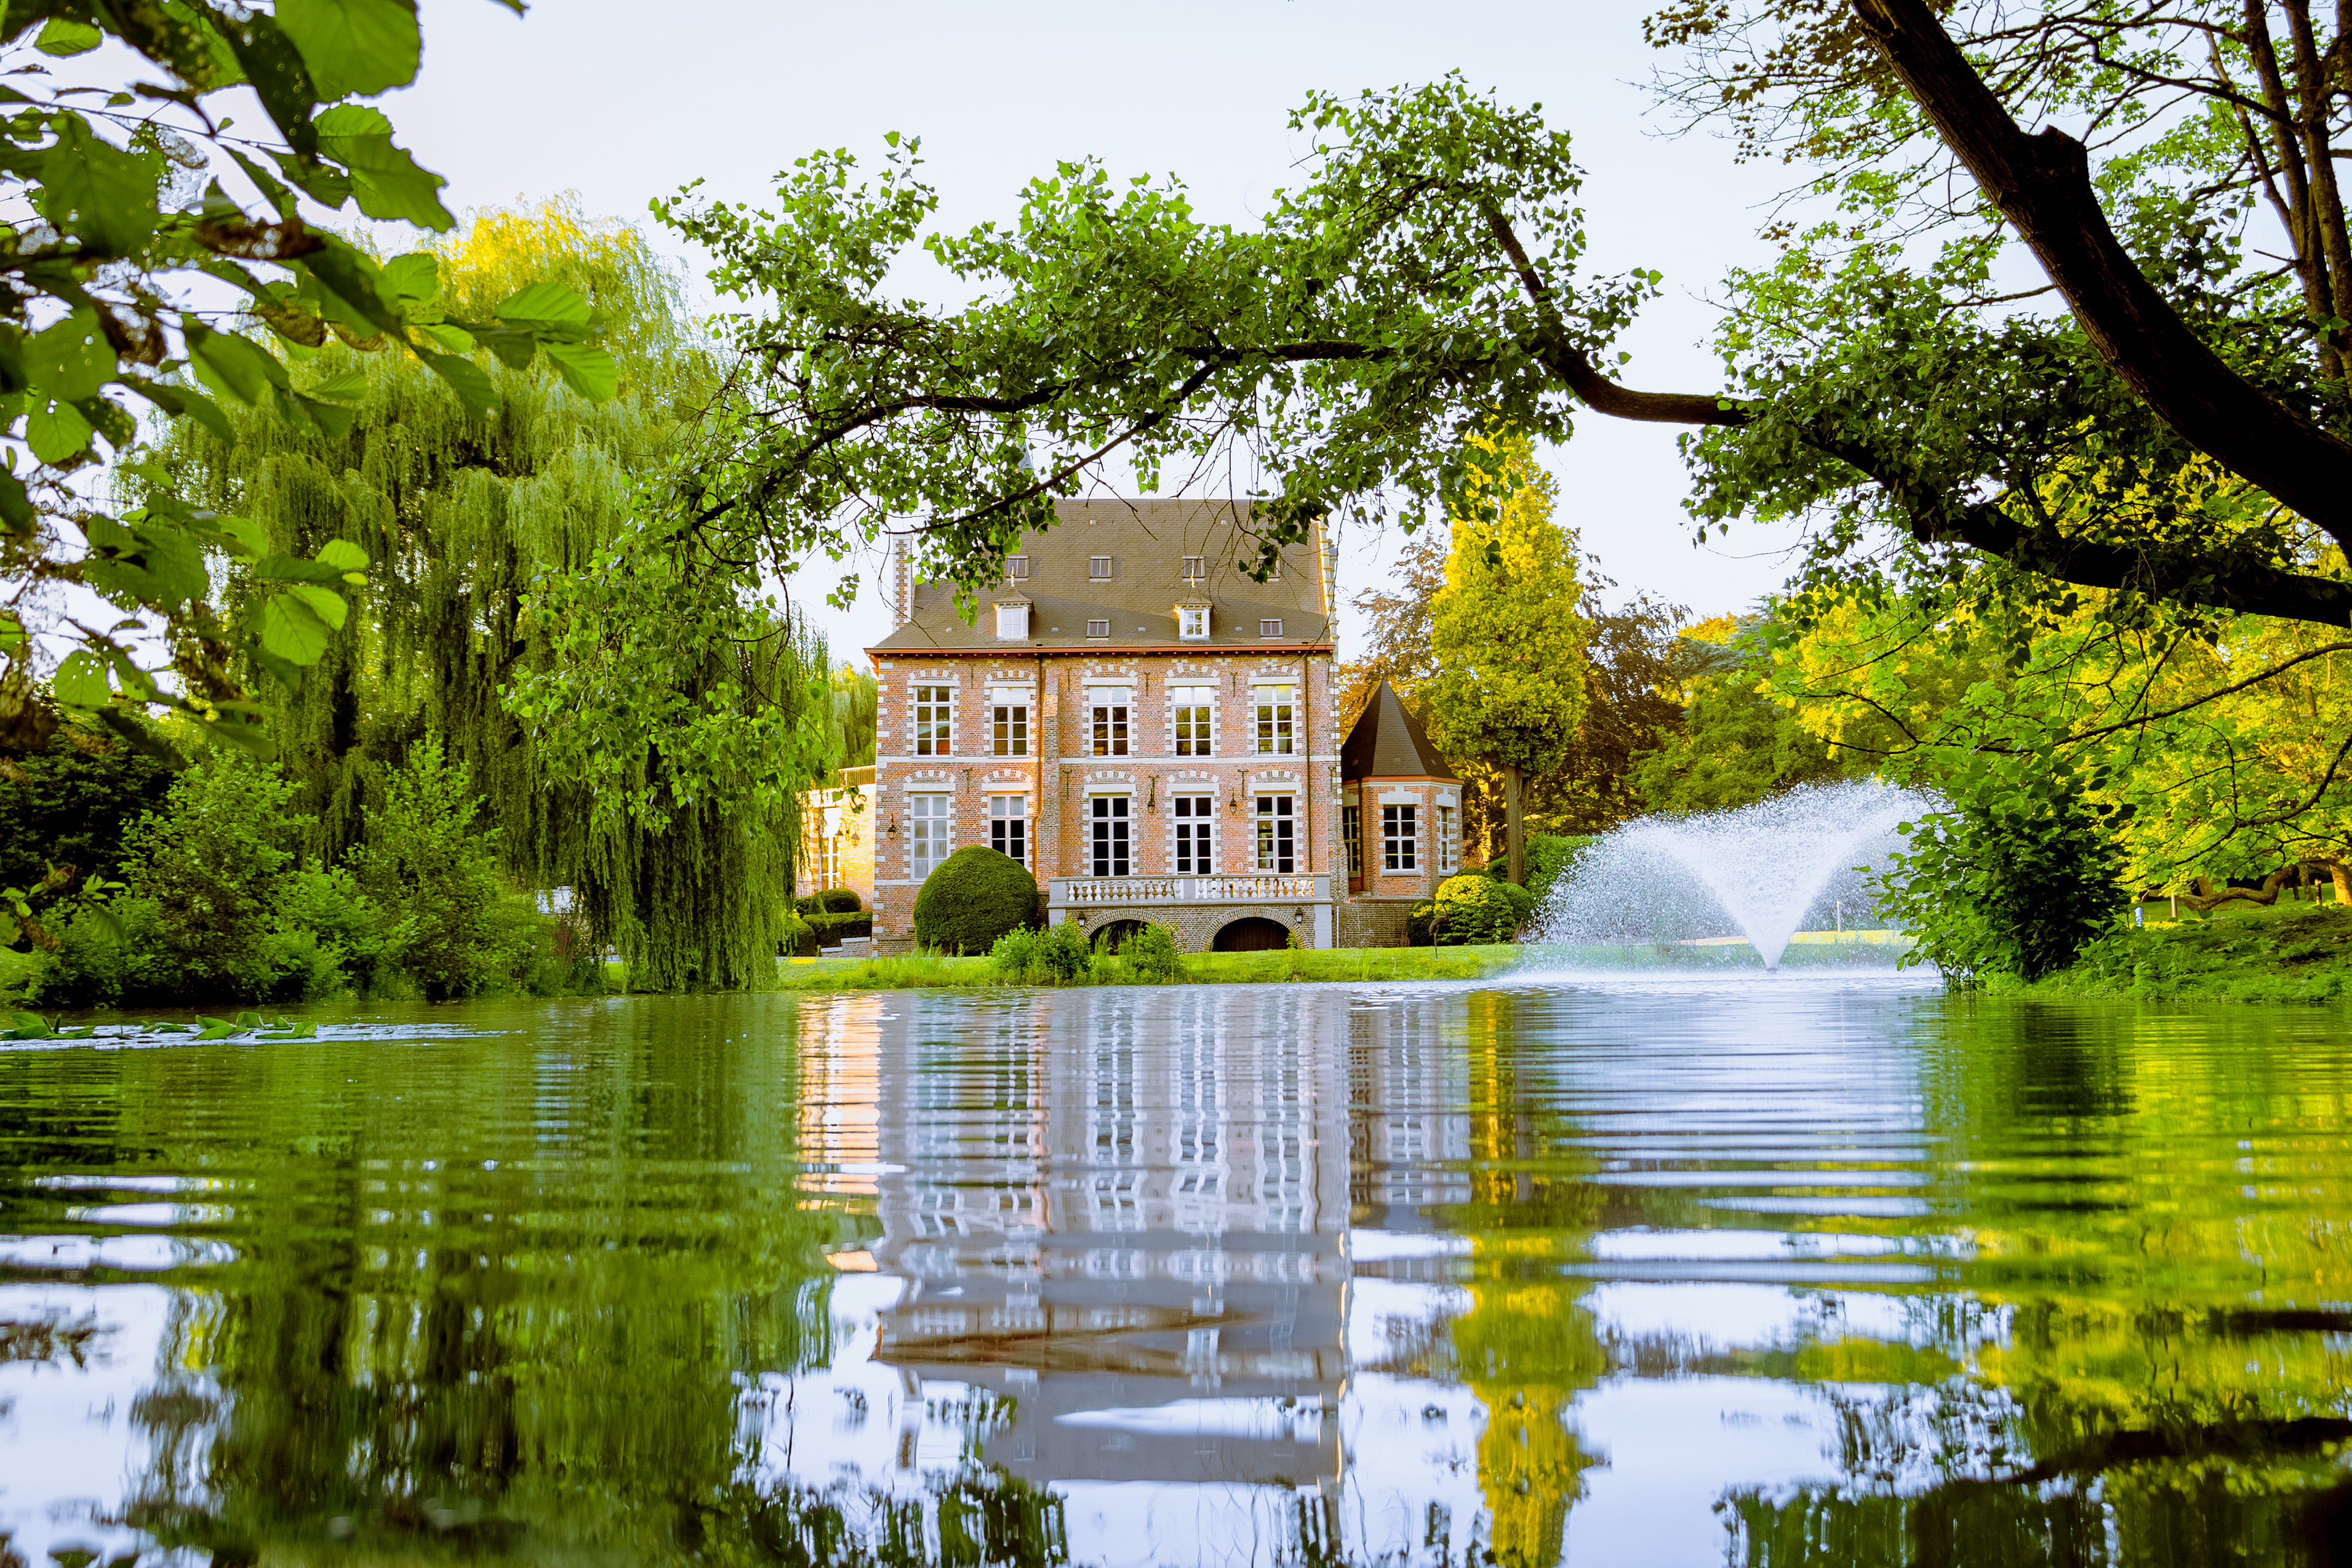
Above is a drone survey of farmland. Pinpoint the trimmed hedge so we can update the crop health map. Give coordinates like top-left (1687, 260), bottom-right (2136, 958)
top-left (809, 911), bottom-right (873, 944)
top-left (797, 888), bottom-right (862, 915)
top-left (778, 913), bottom-right (818, 957)
top-left (913, 847), bottom-right (1039, 954)
top-left (1434, 874), bottom-right (1519, 945)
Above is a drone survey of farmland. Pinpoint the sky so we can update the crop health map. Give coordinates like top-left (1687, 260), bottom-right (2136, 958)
top-left (389, 0), bottom-right (1813, 662)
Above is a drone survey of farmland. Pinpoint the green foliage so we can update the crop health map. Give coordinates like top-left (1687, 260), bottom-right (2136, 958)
top-left (1407, 898), bottom-right (1437, 946)
top-left (153, 206), bottom-right (822, 993)
top-left (350, 739), bottom-right (519, 999)
top-left (1521, 833), bottom-right (1591, 912)
top-left (777, 912), bottom-right (817, 958)
top-left (1435, 874), bottom-right (1521, 945)
top-left (1992, 900), bottom-right (2352, 1002)
top-left (798, 888), bottom-right (861, 915)
top-left (119, 750), bottom-right (307, 997)
top-left (1122, 923), bottom-right (1182, 984)
top-left (0, 734), bottom-right (176, 891)
top-left (988, 918), bottom-right (1093, 984)
top-left (1633, 619), bottom-right (1839, 815)
top-left (913, 847), bottom-right (1038, 955)
top-left (0, 2), bottom-right (609, 756)
top-left (805, 912), bottom-right (872, 945)
top-left (1876, 766), bottom-right (2132, 986)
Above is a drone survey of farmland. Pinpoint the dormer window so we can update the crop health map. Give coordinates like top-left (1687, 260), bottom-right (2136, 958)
top-left (1007, 556), bottom-right (1029, 580)
top-left (1086, 619), bottom-right (1110, 638)
top-left (1181, 556), bottom-right (1205, 581)
top-left (1259, 618), bottom-right (1284, 637)
top-left (1177, 604), bottom-right (1209, 640)
top-left (1089, 557), bottom-right (1112, 580)
top-left (994, 601), bottom-right (1030, 640)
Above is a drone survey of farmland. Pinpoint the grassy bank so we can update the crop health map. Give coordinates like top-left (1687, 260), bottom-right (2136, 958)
top-left (1984, 899), bottom-right (2352, 1003)
top-left (769, 944), bottom-right (1524, 993)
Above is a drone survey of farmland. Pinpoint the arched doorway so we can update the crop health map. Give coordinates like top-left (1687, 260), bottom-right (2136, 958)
top-left (1093, 919), bottom-right (1148, 953)
top-left (1212, 917), bottom-right (1292, 952)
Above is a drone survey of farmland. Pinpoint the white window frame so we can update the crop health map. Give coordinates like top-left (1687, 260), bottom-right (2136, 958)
top-left (991, 698), bottom-right (1028, 756)
top-left (1089, 556), bottom-right (1113, 580)
top-left (1089, 794), bottom-right (1132, 877)
top-left (994, 603), bottom-right (1029, 640)
top-left (1086, 619), bottom-right (1110, 638)
top-left (1173, 793), bottom-right (1217, 874)
top-left (1437, 804), bottom-right (1458, 872)
top-left (1178, 606), bottom-right (1209, 640)
top-left (1181, 556), bottom-right (1206, 581)
top-left (909, 793), bottom-right (952, 881)
top-left (1259, 618), bottom-right (1284, 637)
top-left (1252, 684), bottom-right (1295, 756)
top-left (1089, 686), bottom-right (1131, 757)
top-left (1007, 556), bottom-right (1029, 580)
top-left (913, 685), bottom-right (954, 756)
top-left (1342, 803), bottom-right (1362, 880)
top-left (1383, 802), bottom-right (1418, 872)
top-left (1170, 685), bottom-right (1215, 756)
top-left (990, 794), bottom-right (1028, 867)
top-left (1254, 793), bottom-right (1296, 874)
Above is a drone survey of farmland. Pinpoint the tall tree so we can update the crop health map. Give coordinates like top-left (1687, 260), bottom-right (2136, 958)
top-left (1418, 432), bottom-right (1589, 885)
top-left (153, 206), bottom-right (829, 990)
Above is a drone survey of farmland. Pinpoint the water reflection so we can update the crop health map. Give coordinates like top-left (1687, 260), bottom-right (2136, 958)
top-left (1, 980), bottom-right (2349, 1565)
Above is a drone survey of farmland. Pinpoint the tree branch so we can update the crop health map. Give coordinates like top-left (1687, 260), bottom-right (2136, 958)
top-left (1849, 0), bottom-right (2352, 548)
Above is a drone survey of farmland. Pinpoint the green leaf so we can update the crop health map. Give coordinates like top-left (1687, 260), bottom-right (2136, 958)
top-left (202, 515), bottom-right (270, 559)
top-left (292, 390), bottom-right (354, 441)
top-left (418, 322), bottom-right (475, 354)
top-left (258, 586), bottom-right (335, 663)
top-left (25, 397), bottom-right (93, 464)
top-left (542, 340), bottom-right (619, 402)
top-left (197, 712), bottom-right (278, 759)
top-left (37, 117), bottom-right (163, 256)
top-left (122, 374), bottom-right (236, 445)
top-left (10, 1011), bottom-right (54, 1039)
top-left (381, 250), bottom-right (439, 304)
top-left (286, 582), bottom-right (347, 632)
top-left (212, 11), bottom-right (324, 160)
top-left (194, 1019), bottom-right (238, 1040)
top-left (253, 552), bottom-right (347, 584)
top-left (306, 369), bottom-right (368, 401)
top-left (270, 149), bottom-right (351, 208)
top-left (298, 241), bottom-right (402, 334)
top-left (186, 325), bottom-right (289, 406)
top-left (317, 104), bottom-right (452, 228)
top-left (316, 538), bottom-right (369, 581)
top-left (51, 649), bottom-right (111, 707)
top-left (495, 281), bottom-right (594, 336)
top-left (34, 18), bottom-right (101, 56)
top-left (25, 309), bottom-right (115, 402)
top-left (422, 352), bottom-right (497, 417)
top-left (273, 0), bottom-right (420, 99)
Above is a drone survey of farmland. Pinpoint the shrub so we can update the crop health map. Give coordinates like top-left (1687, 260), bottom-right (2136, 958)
top-left (913, 847), bottom-right (1038, 954)
top-left (1872, 767), bottom-right (2130, 985)
top-left (1523, 833), bottom-right (1592, 911)
top-left (807, 911), bottom-right (873, 944)
top-left (990, 917), bottom-right (1093, 983)
top-left (0, 731), bottom-right (176, 893)
top-left (118, 750), bottom-right (307, 998)
top-left (1124, 923), bottom-right (1182, 983)
top-left (1435, 874), bottom-right (1519, 945)
top-left (1407, 898), bottom-right (1437, 945)
top-left (778, 912), bottom-right (818, 957)
top-left (819, 888), bottom-right (861, 914)
top-left (351, 739), bottom-right (522, 998)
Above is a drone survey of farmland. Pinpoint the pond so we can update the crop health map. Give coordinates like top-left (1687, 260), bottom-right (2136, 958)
top-left (1, 973), bottom-right (2348, 1567)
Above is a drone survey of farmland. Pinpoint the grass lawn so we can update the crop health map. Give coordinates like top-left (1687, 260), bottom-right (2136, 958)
top-left (1986, 896), bottom-right (2352, 1003)
top-left (769, 944), bottom-right (1523, 993)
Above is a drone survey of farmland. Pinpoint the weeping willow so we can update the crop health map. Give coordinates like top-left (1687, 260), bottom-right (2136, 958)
top-left (152, 201), bottom-right (827, 989)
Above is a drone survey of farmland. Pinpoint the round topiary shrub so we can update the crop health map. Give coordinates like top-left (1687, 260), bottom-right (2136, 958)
top-left (777, 912), bottom-right (817, 957)
top-left (820, 887), bottom-right (861, 914)
top-left (1435, 874), bottom-right (1518, 945)
top-left (913, 847), bottom-right (1039, 954)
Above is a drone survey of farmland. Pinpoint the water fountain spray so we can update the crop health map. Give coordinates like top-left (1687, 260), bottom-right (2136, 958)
top-left (1535, 782), bottom-right (1932, 969)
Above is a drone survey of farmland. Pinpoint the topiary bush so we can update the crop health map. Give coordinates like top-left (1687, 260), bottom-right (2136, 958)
top-left (1407, 898), bottom-right (1437, 945)
top-left (1435, 874), bottom-right (1519, 945)
top-left (778, 913), bottom-right (818, 957)
top-left (914, 847), bottom-right (1039, 954)
top-left (796, 888), bottom-right (863, 915)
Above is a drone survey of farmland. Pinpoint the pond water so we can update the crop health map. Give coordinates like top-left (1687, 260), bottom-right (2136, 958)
top-left (2, 973), bottom-right (2350, 1567)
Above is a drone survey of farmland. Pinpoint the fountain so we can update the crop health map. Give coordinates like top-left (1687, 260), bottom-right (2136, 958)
top-left (1534, 781), bottom-right (1933, 969)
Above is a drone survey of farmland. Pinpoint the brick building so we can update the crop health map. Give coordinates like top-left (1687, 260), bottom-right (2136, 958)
top-left (865, 498), bottom-right (1461, 953)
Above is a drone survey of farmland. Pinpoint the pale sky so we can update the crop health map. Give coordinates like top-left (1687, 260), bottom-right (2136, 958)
top-left (390, 0), bottom-right (1812, 662)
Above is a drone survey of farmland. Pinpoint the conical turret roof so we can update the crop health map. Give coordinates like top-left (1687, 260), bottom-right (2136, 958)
top-left (1341, 681), bottom-right (1457, 782)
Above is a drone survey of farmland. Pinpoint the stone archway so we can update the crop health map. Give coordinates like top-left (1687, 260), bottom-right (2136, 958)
top-left (1093, 918), bottom-right (1149, 953)
top-left (1212, 916), bottom-right (1292, 952)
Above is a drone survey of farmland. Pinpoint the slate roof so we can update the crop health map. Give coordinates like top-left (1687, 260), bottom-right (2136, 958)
top-left (1341, 681), bottom-right (1457, 782)
top-left (870, 498), bottom-right (1332, 655)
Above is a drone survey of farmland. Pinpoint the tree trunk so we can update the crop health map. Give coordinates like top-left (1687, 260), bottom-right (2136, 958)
top-left (1504, 763), bottom-right (1526, 886)
top-left (2329, 860), bottom-right (2352, 906)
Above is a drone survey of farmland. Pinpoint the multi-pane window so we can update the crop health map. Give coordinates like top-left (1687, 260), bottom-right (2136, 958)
top-left (1007, 556), bottom-right (1029, 579)
top-left (1174, 795), bottom-right (1216, 874)
top-left (992, 701), bottom-right (1028, 756)
top-left (990, 795), bottom-right (1027, 866)
top-left (910, 794), bottom-right (950, 880)
top-left (1383, 803), bottom-right (1417, 872)
top-left (914, 685), bottom-right (952, 756)
top-left (1172, 686), bottom-right (1214, 756)
top-left (1255, 794), bottom-right (1295, 873)
top-left (1259, 618), bottom-right (1284, 637)
top-left (1181, 556), bottom-right (1205, 581)
top-left (1437, 804), bottom-right (1458, 872)
top-left (1342, 804), bottom-right (1362, 880)
top-left (1089, 557), bottom-right (1113, 580)
top-left (1090, 796), bottom-right (1131, 877)
top-left (1086, 619), bottom-right (1110, 638)
top-left (1178, 606), bottom-right (1208, 640)
top-left (1253, 685), bottom-right (1294, 755)
top-left (1090, 689), bottom-right (1129, 756)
